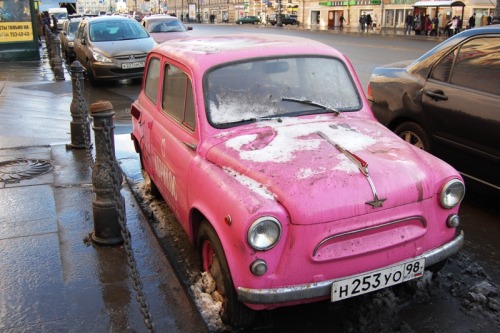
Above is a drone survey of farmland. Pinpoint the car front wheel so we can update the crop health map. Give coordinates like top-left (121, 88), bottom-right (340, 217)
top-left (394, 122), bottom-right (431, 151)
top-left (197, 222), bottom-right (255, 328)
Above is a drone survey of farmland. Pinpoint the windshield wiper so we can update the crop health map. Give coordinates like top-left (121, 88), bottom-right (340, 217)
top-left (281, 97), bottom-right (340, 116)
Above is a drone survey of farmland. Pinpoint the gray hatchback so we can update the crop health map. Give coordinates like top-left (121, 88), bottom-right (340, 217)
top-left (73, 16), bottom-right (156, 84)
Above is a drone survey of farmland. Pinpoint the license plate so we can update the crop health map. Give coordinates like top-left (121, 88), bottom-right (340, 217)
top-left (122, 61), bottom-right (145, 69)
top-left (331, 258), bottom-right (425, 302)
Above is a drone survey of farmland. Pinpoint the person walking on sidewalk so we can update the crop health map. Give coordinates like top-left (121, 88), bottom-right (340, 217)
top-left (468, 13), bottom-right (476, 29)
top-left (405, 13), bottom-right (414, 35)
top-left (339, 14), bottom-right (346, 31)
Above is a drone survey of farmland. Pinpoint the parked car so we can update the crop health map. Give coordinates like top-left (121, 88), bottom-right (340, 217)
top-left (235, 16), bottom-right (260, 24)
top-left (73, 15), bottom-right (156, 84)
top-left (367, 26), bottom-right (500, 190)
top-left (140, 14), bottom-right (192, 43)
top-left (269, 14), bottom-right (298, 26)
top-left (130, 34), bottom-right (465, 328)
top-left (60, 16), bottom-right (84, 62)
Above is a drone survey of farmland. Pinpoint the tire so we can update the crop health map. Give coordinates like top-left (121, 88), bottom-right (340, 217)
top-left (394, 122), bottom-right (431, 151)
top-left (197, 222), bottom-right (255, 328)
top-left (139, 152), bottom-right (162, 199)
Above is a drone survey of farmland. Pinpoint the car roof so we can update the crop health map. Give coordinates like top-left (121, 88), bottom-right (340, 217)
top-left (151, 34), bottom-right (346, 72)
top-left (85, 15), bottom-right (137, 23)
top-left (142, 14), bottom-right (175, 21)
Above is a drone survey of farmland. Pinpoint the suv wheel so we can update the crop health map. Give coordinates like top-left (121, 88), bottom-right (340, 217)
top-left (394, 122), bottom-right (431, 151)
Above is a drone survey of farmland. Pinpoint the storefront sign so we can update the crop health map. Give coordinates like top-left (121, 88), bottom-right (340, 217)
top-left (0, 0), bottom-right (34, 43)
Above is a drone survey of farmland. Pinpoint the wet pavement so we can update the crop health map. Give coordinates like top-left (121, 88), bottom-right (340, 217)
top-left (0, 44), bottom-right (209, 332)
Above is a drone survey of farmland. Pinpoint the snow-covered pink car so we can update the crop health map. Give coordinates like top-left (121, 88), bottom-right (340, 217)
top-left (130, 34), bottom-right (465, 328)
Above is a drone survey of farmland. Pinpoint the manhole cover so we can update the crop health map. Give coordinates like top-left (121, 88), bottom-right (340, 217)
top-left (0, 159), bottom-right (53, 183)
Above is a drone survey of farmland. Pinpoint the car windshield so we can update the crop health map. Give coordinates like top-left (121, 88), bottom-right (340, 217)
top-left (148, 20), bottom-right (186, 33)
top-left (68, 21), bottom-right (80, 37)
top-left (206, 56), bottom-right (361, 127)
top-left (89, 20), bottom-right (149, 42)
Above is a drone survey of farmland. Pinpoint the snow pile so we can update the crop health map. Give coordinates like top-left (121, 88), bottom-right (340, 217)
top-left (467, 281), bottom-right (500, 311)
top-left (190, 272), bottom-right (229, 332)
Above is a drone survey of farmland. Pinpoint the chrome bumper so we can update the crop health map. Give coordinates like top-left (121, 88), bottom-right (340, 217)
top-left (238, 231), bottom-right (464, 304)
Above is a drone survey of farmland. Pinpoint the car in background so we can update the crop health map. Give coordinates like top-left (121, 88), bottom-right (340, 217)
top-left (367, 26), bottom-right (500, 190)
top-left (130, 34), bottom-right (465, 328)
top-left (235, 16), bottom-right (260, 24)
top-left (73, 15), bottom-right (156, 84)
top-left (60, 15), bottom-right (85, 62)
top-left (269, 14), bottom-right (298, 26)
top-left (140, 14), bottom-right (192, 43)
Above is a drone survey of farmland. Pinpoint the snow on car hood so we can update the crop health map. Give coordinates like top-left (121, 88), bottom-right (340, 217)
top-left (205, 116), bottom-right (436, 224)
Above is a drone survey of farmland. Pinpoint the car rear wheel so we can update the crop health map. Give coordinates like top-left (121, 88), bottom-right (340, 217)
top-left (394, 122), bottom-right (431, 151)
top-left (139, 152), bottom-right (161, 199)
top-left (197, 222), bottom-right (255, 328)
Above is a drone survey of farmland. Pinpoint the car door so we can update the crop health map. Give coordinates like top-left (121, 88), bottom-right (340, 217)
top-left (421, 35), bottom-right (500, 187)
top-left (136, 56), bottom-right (162, 175)
top-left (149, 61), bottom-right (198, 224)
top-left (73, 20), bottom-right (87, 65)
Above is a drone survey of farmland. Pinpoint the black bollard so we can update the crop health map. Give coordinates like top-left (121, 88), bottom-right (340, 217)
top-left (52, 34), bottom-right (65, 81)
top-left (90, 101), bottom-right (124, 246)
top-left (68, 61), bottom-right (91, 149)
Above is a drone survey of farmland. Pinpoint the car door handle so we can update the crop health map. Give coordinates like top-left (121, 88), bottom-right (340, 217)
top-left (424, 90), bottom-right (448, 101)
top-left (147, 121), bottom-right (153, 129)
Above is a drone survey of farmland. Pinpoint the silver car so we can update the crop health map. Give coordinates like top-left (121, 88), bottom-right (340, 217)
top-left (60, 16), bottom-right (84, 62)
top-left (141, 14), bottom-right (192, 44)
top-left (73, 16), bottom-right (156, 84)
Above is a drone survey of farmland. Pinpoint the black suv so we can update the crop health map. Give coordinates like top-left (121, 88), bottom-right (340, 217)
top-left (269, 14), bottom-right (297, 26)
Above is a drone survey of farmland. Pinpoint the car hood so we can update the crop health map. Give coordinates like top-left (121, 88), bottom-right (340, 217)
top-left (150, 32), bottom-right (191, 44)
top-left (205, 116), bottom-right (444, 225)
top-left (91, 39), bottom-right (155, 57)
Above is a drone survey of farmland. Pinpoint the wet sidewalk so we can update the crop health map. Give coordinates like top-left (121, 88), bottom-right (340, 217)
top-left (0, 47), bottom-right (209, 332)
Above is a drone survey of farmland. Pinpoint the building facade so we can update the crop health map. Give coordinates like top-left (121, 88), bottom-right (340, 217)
top-left (74, 0), bottom-right (496, 30)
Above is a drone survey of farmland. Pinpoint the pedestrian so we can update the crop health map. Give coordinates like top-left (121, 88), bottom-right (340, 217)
top-left (424, 14), bottom-right (432, 36)
top-left (454, 16), bottom-right (461, 34)
top-left (487, 13), bottom-right (493, 25)
top-left (405, 13), bottom-right (414, 35)
top-left (339, 14), bottom-right (346, 31)
top-left (468, 12), bottom-right (476, 29)
top-left (366, 14), bottom-right (372, 31)
top-left (431, 16), bottom-right (439, 36)
top-left (413, 13), bottom-right (422, 35)
top-left (360, 14), bottom-right (367, 32)
top-left (51, 14), bottom-right (58, 33)
top-left (36, 9), bottom-right (43, 45)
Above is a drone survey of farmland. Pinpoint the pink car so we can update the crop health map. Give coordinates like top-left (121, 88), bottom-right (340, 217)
top-left (130, 34), bottom-right (465, 328)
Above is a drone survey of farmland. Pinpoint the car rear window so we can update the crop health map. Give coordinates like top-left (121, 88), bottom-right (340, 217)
top-left (206, 56), bottom-right (361, 127)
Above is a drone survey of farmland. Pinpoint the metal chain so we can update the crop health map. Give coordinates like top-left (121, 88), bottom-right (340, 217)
top-left (102, 125), bottom-right (155, 333)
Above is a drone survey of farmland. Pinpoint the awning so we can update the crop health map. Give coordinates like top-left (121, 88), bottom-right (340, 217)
top-left (412, 1), bottom-right (465, 7)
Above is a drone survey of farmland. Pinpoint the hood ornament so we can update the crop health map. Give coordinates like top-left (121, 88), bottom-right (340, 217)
top-left (317, 131), bottom-right (387, 208)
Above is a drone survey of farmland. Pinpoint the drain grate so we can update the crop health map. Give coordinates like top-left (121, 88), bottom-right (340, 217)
top-left (0, 159), bottom-right (53, 183)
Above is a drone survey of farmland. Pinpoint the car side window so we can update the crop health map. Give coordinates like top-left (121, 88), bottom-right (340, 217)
top-left (448, 37), bottom-right (500, 95)
top-left (431, 37), bottom-right (500, 96)
top-left (162, 64), bottom-right (196, 131)
top-left (144, 57), bottom-right (161, 105)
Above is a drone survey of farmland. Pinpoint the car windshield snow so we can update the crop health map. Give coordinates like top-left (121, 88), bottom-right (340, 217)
top-left (206, 56), bottom-right (362, 127)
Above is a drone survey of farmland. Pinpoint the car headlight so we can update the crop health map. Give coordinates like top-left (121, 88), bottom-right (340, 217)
top-left (92, 51), bottom-right (112, 63)
top-left (439, 179), bottom-right (465, 209)
top-left (247, 217), bottom-right (281, 251)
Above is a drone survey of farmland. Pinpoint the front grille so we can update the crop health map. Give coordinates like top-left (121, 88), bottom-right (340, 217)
top-left (114, 54), bottom-right (148, 61)
top-left (313, 216), bottom-right (427, 261)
